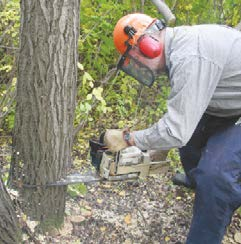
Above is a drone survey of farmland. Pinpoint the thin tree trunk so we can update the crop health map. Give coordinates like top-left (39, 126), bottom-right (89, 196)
top-left (0, 176), bottom-right (22, 243)
top-left (10, 0), bottom-right (80, 231)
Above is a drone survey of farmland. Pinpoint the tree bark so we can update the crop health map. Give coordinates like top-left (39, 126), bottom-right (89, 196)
top-left (10, 0), bottom-right (80, 231)
top-left (0, 176), bottom-right (22, 243)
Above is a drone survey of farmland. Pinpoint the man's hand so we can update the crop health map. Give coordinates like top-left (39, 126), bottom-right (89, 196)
top-left (104, 129), bottom-right (135, 152)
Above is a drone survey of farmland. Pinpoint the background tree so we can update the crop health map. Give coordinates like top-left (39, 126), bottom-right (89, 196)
top-left (9, 0), bottom-right (80, 231)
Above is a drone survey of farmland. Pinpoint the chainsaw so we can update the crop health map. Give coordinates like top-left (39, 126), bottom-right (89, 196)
top-left (89, 137), bottom-right (169, 181)
top-left (21, 134), bottom-right (169, 188)
top-left (49, 134), bottom-right (169, 186)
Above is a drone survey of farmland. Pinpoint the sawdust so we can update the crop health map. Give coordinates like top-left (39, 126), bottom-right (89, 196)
top-left (45, 170), bottom-right (241, 244)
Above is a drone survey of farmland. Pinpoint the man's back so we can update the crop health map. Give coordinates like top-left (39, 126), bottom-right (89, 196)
top-left (165, 24), bottom-right (241, 117)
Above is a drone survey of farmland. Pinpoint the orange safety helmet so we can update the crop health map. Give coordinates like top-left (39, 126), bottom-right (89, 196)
top-left (113, 13), bottom-right (166, 87)
top-left (113, 13), bottom-right (156, 55)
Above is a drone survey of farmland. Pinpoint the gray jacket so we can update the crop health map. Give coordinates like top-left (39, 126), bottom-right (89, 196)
top-left (134, 25), bottom-right (241, 150)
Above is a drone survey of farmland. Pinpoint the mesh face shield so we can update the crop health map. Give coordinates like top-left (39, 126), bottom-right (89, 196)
top-left (117, 19), bottom-right (165, 87)
top-left (117, 46), bottom-right (154, 87)
top-left (117, 44), bottom-right (161, 87)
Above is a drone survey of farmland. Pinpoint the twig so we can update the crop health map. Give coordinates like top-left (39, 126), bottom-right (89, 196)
top-left (99, 68), bottom-right (117, 84)
top-left (0, 22), bottom-right (14, 44)
top-left (73, 119), bottom-right (88, 139)
top-left (171, 0), bottom-right (178, 12)
top-left (127, 184), bottom-right (148, 228)
top-left (140, 0), bottom-right (145, 13)
top-left (0, 45), bottom-right (19, 50)
top-left (132, 195), bottom-right (148, 227)
top-left (80, 9), bottom-right (113, 42)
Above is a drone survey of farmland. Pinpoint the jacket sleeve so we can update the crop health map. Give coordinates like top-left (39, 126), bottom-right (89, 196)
top-left (134, 55), bottom-right (223, 150)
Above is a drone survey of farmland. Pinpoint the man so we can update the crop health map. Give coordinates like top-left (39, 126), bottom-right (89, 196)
top-left (104, 13), bottom-right (241, 243)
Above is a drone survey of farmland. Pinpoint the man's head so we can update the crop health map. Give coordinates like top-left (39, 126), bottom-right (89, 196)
top-left (113, 13), bottom-right (166, 87)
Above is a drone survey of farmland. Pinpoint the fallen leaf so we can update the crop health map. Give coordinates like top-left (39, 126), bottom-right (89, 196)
top-left (119, 190), bottom-right (126, 197)
top-left (80, 208), bottom-right (92, 217)
top-left (97, 199), bottom-right (103, 204)
top-left (85, 205), bottom-right (92, 210)
top-left (234, 232), bottom-right (241, 243)
top-left (123, 238), bottom-right (132, 244)
top-left (165, 236), bottom-right (171, 242)
top-left (70, 215), bottom-right (85, 223)
top-left (124, 213), bottom-right (132, 225)
top-left (100, 226), bottom-right (106, 232)
top-left (102, 183), bottom-right (111, 188)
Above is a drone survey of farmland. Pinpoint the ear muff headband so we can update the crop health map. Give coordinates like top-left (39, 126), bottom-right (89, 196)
top-left (138, 35), bottom-right (163, 58)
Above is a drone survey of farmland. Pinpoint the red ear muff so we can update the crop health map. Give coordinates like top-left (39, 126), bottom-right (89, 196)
top-left (138, 35), bottom-right (163, 59)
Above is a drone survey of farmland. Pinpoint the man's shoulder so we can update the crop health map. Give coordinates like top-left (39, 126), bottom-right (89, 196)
top-left (168, 24), bottom-right (239, 37)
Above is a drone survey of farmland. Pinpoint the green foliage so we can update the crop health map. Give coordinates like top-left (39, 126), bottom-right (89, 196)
top-left (75, 62), bottom-right (111, 128)
top-left (164, 0), bottom-right (241, 26)
top-left (0, 0), bottom-right (240, 137)
top-left (0, 1), bottom-right (19, 132)
top-left (75, 1), bottom-right (149, 133)
top-left (67, 183), bottom-right (87, 198)
top-left (75, 0), bottom-right (241, 138)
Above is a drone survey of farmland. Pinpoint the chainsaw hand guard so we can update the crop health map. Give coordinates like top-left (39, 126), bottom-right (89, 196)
top-left (89, 136), bottom-right (108, 171)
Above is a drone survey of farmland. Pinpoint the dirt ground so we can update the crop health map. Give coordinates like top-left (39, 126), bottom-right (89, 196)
top-left (1, 139), bottom-right (240, 244)
top-left (42, 169), bottom-right (241, 244)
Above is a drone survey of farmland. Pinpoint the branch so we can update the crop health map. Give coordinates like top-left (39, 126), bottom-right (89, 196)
top-left (151, 0), bottom-right (176, 24)
top-left (141, 0), bottom-right (145, 13)
top-left (99, 67), bottom-right (117, 84)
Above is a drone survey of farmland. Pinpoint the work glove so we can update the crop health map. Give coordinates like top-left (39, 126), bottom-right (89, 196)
top-left (104, 129), bottom-right (131, 152)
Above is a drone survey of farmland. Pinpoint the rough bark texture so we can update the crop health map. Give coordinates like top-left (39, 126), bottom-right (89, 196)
top-left (0, 176), bottom-right (22, 243)
top-left (10, 0), bottom-right (80, 229)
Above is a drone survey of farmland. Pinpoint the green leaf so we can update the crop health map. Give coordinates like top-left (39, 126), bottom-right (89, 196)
top-left (67, 183), bottom-right (87, 198)
top-left (92, 87), bottom-right (103, 101)
top-left (77, 62), bottom-right (84, 70)
top-left (83, 71), bottom-right (93, 81)
top-left (86, 93), bottom-right (92, 100)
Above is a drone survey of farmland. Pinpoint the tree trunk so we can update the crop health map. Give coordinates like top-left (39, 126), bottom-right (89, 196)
top-left (10, 0), bottom-right (80, 231)
top-left (0, 176), bottom-right (22, 243)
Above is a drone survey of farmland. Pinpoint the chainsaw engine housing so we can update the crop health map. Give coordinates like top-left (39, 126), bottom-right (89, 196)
top-left (90, 139), bottom-right (169, 181)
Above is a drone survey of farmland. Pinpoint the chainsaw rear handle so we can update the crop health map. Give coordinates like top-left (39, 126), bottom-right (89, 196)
top-left (89, 138), bottom-right (108, 171)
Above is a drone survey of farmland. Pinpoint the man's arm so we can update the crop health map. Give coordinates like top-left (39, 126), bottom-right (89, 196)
top-left (134, 55), bottom-right (223, 150)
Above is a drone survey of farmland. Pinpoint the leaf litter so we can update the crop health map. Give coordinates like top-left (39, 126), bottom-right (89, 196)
top-left (45, 171), bottom-right (241, 244)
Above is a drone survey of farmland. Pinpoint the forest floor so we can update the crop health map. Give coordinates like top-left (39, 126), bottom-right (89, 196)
top-left (1, 140), bottom-right (241, 244)
top-left (44, 163), bottom-right (241, 244)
